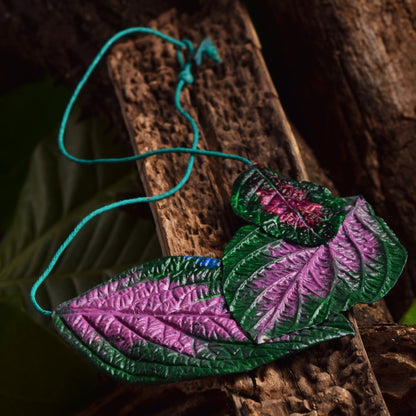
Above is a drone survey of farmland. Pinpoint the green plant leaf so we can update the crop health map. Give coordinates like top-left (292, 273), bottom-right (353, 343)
top-left (400, 299), bottom-right (416, 325)
top-left (0, 109), bottom-right (161, 320)
top-left (0, 77), bottom-right (161, 413)
top-left (0, 78), bottom-right (70, 235)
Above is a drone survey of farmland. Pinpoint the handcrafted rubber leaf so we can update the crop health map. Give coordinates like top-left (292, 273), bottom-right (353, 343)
top-left (231, 164), bottom-right (347, 246)
top-left (223, 197), bottom-right (407, 343)
top-left (52, 256), bottom-right (354, 383)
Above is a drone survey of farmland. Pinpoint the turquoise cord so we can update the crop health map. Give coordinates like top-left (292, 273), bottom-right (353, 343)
top-left (30, 27), bottom-right (252, 316)
top-left (58, 27), bottom-right (185, 164)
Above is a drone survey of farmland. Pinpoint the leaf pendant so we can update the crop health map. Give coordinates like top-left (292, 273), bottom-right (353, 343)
top-left (222, 198), bottom-right (406, 342)
top-left (51, 166), bottom-right (406, 383)
top-left (52, 256), bottom-right (353, 383)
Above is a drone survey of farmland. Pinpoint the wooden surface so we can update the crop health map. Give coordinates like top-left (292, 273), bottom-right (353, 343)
top-left (361, 324), bottom-right (416, 415)
top-left (108, 6), bottom-right (305, 259)
top-left (106, 2), bottom-right (389, 415)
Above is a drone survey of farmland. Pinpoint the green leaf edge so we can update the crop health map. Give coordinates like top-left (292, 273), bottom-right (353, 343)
top-left (52, 310), bottom-right (354, 384)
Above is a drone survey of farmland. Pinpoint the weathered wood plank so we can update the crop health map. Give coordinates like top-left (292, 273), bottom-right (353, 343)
top-left (108, 6), bottom-right (306, 259)
top-left (360, 324), bottom-right (416, 415)
top-left (106, 1), bottom-right (389, 415)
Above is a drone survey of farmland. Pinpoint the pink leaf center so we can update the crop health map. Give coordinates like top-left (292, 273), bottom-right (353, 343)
top-left (257, 181), bottom-right (324, 229)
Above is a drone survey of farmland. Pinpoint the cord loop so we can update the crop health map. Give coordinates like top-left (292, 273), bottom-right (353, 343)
top-left (176, 38), bottom-right (194, 69)
top-left (30, 27), bottom-right (251, 316)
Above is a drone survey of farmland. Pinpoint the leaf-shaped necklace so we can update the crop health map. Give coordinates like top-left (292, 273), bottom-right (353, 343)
top-left (30, 28), bottom-right (407, 384)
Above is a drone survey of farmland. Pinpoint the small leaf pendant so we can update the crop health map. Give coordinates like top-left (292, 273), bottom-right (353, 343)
top-left (231, 164), bottom-right (347, 246)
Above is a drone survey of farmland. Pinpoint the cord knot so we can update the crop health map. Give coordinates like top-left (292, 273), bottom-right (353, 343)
top-left (194, 38), bottom-right (221, 66)
top-left (178, 67), bottom-right (194, 84)
top-left (176, 38), bottom-right (220, 86)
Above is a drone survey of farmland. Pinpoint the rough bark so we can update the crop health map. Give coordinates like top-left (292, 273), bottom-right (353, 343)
top-left (0, 0), bottom-right (196, 122)
top-left (361, 324), bottom-right (416, 415)
top-left (249, 0), bottom-right (416, 319)
top-left (105, 2), bottom-right (389, 415)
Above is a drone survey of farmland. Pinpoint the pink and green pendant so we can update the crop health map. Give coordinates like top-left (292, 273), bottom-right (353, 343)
top-left (52, 164), bottom-right (407, 383)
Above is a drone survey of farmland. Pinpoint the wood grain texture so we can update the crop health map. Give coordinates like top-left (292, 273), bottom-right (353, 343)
top-left (361, 324), bottom-right (416, 415)
top-left (106, 2), bottom-right (389, 415)
top-left (249, 0), bottom-right (416, 320)
top-left (108, 7), bottom-right (305, 259)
